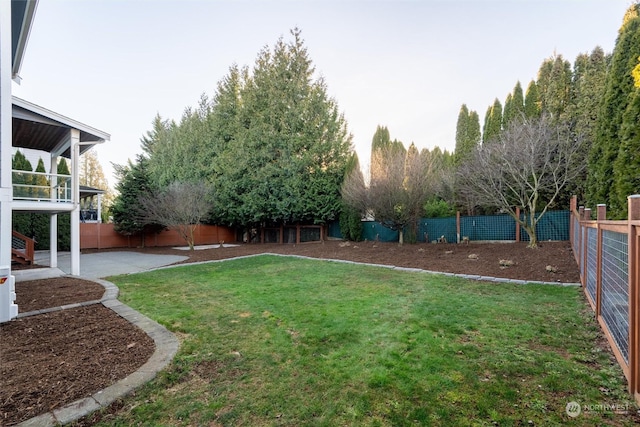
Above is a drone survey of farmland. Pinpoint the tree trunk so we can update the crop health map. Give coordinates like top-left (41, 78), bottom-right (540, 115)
top-left (398, 228), bottom-right (404, 246)
top-left (523, 222), bottom-right (538, 248)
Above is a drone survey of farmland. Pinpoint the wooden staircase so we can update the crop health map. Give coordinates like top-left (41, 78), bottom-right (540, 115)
top-left (11, 230), bottom-right (35, 265)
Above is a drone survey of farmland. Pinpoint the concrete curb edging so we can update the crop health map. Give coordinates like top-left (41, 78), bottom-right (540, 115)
top-left (16, 279), bottom-right (180, 427)
top-left (148, 252), bottom-right (581, 287)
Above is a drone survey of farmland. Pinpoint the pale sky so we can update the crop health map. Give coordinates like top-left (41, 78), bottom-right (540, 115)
top-left (12, 0), bottom-right (631, 188)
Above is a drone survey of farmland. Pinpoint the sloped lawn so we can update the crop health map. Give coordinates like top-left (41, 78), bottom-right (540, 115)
top-left (98, 255), bottom-right (636, 426)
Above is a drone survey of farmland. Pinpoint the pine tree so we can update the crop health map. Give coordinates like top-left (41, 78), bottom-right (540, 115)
top-left (111, 155), bottom-right (159, 236)
top-left (213, 28), bottom-right (352, 228)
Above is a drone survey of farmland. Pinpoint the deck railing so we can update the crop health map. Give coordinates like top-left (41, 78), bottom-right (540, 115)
top-left (570, 195), bottom-right (640, 404)
top-left (11, 230), bottom-right (35, 264)
top-left (11, 170), bottom-right (72, 202)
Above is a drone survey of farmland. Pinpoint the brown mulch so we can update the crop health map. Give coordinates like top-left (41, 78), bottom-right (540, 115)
top-left (1, 240), bottom-right (579, 425)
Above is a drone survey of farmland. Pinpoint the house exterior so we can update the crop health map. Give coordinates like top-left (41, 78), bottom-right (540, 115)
top-left (1, 0), bottom-right (110, 322)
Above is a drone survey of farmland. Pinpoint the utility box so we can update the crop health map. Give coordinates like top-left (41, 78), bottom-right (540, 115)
top-left (0, 265), bottom-right (18, 322)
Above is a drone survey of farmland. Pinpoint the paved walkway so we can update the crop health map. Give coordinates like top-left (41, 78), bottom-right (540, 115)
top-left (14, 251), bottom-right (184, 427)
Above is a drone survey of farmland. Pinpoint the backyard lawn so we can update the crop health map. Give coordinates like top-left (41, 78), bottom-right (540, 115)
top-left (95, 255), bottom-right (636, 426)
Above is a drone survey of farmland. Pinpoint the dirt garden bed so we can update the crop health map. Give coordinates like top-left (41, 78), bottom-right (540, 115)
top-left (1, 240), bottom-right (580, 425)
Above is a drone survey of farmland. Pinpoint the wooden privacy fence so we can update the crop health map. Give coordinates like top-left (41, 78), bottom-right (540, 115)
top-left (80, 223), bottom-right (236, 250)
top-left (570, 195), bottom-right (640, 404)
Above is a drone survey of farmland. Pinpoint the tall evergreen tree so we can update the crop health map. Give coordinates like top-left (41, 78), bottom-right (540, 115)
top-left (587, 3), bottom-right (640, 215)
top-left (524, 80), bottom-right (542, 118)
top-left (454, 104), bottom-right (480, 165)
top-left (482, 98), bottom-right (502, 143)
top-left (537, 55), bottom-right (572, 119)
top-left (111, 155), bottom-right (160, 237)
top-left (562, 47), bottom-right (609, 204)
top-left (213, 28), bottom-right (352, 228)
top-left (613, 59), bottom-right (640, 216)
top-left (503, 81), bottom-right (525, 126)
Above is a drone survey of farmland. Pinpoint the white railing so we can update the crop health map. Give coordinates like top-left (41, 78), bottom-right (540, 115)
top-left (11, 170), bottom-right (72, 203)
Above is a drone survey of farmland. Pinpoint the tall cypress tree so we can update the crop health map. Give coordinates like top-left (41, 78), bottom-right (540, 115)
top-left (502, 93), bottom-right (513, 127)
top-left (613, 59), bottom-right (640, 216)
top-left (482, 98), bottom-right (502, 143)
top-left (524, 80), bottom-right (541, 118)
top-left (562, 47), bottom-right (609, 204)
top-left (454, 104), bottom-right (480, 165)
top-left (587, 4), bottom-right (640, 214)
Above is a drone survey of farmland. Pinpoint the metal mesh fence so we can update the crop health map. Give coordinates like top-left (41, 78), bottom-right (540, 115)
top-left (585, 227), bottom-right (597, 305)
top-left (300, 226), bottom-right (321, 243)
top-left (419, 217), bottom-right (457, 243)
top-left (579, 227), bottom-right (586, 282)
top-left (460, 215), bottom-right (516, 241)
top-left (361, 221), bottom-right (399, 242)
top-left (520, 211), bottom-right (570, 242)
top-left (263, 228), bottom-right (280, 243)
top-left (601, 230), bottom-right (629, 364)
top-left (327, 210), bottom-right (570, 242)
top-left (572, 215), bottom-right (580, 257)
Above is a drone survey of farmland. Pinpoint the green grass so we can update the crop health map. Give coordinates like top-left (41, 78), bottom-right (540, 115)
top-left (94, 255), bottom-right (635, 426)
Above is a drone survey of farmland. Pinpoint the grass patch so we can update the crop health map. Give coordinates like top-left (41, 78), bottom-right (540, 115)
top-left (95, 255), bottom-right (635, 426)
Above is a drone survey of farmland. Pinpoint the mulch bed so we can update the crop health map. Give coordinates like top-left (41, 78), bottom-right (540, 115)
top-left (1, 240), bottom-right (580, 425)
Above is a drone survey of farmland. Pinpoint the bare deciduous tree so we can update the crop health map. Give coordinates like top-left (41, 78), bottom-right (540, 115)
top-left (139, 181), bottom-right (212, 250)
top-left (343, 143), bottom-right (433, 245)
top-left (457, 115), bottom-right (585, 248)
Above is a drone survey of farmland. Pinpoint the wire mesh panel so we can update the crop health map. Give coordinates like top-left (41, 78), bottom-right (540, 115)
top-left (327, 221), bottom-right (343, 239)
top-left (572, 215), bottom-right (580, 257)
top-left (600, 230), bottom-right (629, 364)
top-left (361, 222), bottom-right (399, 242)
top-left (579, 226), bottom-right (586, 282)
top-left (585, 227), bottom-right (597, 305)
top-left (263, 228), bottom-right (280, 243)
top-left (419, 217), bottom-right (457, 243)
top-left (300, 226), bottom-right (321, 243)
top-left (460, 215), bottom-right (516, 241)
top-left (520, 211), bottom-right (570, 242)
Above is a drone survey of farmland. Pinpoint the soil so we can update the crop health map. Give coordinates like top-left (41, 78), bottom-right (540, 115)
top-left (1, 240), bottom-right (580, 425)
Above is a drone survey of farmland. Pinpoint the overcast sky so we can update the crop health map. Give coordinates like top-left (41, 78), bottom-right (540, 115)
top-left (12, 0), bottom-right (631, 188)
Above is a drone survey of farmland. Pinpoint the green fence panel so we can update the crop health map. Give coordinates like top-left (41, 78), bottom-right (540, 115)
top-left (327, 220), bottom-right (343, 239)
top-left (520, 210), bottom-right (569, 242)
top-left (328, 211), bottom-right (569, 242)
top-left (362, 221), bottom-right (399, 242)
top-left (461, 214), bottom-right (516, 241)
top-left (419, 217), bottom-right (457, 243)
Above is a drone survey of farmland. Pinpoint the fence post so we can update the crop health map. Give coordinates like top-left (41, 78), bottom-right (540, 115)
top-left (579, 206), bottom-right (585, 219)
top-left (628, 195), bottom-right (640, 399)
top-left (456, 211), bottom-right (460, 244)
top-left (570, 196), bottom-right (577, 245)
top-left (515, 207), bottom-right (521, 243)
top-left (596, 204), bottom-right (606, 317)
top-left (584, 208), bottom-right (591, 221)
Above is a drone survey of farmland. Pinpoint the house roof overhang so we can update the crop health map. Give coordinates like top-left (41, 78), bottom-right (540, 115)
top-left (12, 96), bottom-right (110, 158)
top-left (11, 0), bottom-right (39, 84)
top-left (80, 185), bottom-right (105, 199)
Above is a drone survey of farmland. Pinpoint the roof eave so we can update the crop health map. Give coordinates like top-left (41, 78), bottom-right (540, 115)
top-left (11, 0), bottom-right (39, 84)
